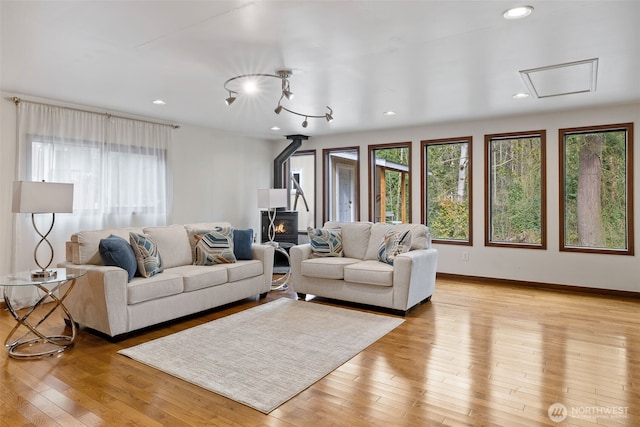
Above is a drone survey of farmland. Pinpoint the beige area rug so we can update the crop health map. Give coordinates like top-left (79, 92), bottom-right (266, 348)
top-left (118, 298), bottom-right (404, 413)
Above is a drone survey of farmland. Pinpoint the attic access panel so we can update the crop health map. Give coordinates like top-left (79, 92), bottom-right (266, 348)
top-left (520, 58), bottom-right (598, 98)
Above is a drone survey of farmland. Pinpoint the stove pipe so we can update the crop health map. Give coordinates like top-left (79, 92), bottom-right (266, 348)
top-left (273, 134), bottom-right (308, 189)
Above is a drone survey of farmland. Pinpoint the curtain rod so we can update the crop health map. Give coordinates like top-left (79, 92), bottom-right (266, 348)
top-left (10, 96), bottom-right (180, 129)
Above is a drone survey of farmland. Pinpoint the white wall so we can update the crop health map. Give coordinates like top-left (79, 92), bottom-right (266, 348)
top-left (169, 124), bottom-right (274, 229)
top-left (0, 92), bottom-right (277, 276)
top-left (274, 103), bottom-right (640, 293)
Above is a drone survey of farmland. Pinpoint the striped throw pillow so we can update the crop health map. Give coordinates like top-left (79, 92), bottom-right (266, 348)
top-left (129, 232), bottom-right (164, 277)
top-left (193, 227), bottom-right (237, 265)
top-left (307, 227), bottom-right (343, 257)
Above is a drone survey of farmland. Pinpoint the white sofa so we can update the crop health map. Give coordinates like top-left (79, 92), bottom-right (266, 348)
top-left (59, 222), bottom-right (274, 338)
top-left (290, 222), bottom-right (437, 315)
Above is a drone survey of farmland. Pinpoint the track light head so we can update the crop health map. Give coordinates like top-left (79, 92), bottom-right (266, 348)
top-left (302, 117), bottom-right (308, 128)
top-left (325, 106), bottom-right (334, 122)
top-left (281, 77), bottom-right (294, 100)
top-left (225, 90), bottom-right (236, 106)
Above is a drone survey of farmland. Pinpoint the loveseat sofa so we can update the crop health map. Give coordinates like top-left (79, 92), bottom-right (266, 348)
top-left (59, 222), bottom-right (274, 338)
top-left (290, 221), bottom-right (437, 315)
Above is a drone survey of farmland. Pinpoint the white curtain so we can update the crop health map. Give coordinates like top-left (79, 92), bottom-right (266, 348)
top-left (9, 101), bottom-right (172, 307)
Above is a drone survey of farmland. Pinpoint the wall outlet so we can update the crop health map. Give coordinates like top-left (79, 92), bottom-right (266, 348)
top-left (462, 252), bottom-right (469, 261)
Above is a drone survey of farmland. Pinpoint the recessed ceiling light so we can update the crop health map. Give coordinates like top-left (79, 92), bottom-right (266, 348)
top-left (503, 5), bottom-right (534, 20)
top-left (512, 92), bottom-right (530, 99)
top-left (152, 99), bottom-right (166, 105)
top-left (270, 126), bottom-right (280, 131)
top-left (383, 111), bottom-right (397, 116)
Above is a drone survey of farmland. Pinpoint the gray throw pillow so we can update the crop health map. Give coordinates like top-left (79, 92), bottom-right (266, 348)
top-left (99, 234), bottom-right (137, 281)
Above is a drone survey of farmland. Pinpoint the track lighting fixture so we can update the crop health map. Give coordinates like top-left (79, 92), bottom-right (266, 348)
top-left (223, 69), bottom-right (333, 128)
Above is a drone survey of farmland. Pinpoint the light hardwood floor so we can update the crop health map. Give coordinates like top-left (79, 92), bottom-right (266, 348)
top-left (1, 277), bottom-right (638, 426)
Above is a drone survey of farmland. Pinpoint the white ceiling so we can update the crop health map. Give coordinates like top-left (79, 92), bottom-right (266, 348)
top-left (1, 1), bottom-right (639, 139)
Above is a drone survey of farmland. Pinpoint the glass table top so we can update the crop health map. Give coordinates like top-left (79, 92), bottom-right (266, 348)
top-left (0, 268), bottom-right (86, 287)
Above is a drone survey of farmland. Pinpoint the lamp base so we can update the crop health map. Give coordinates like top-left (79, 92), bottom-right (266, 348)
top-left (31, 269), bottom-right (57, 280)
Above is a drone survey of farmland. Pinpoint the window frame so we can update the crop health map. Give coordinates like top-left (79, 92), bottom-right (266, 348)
top-left (421, 136), bottom-right (473, 246)
top-left (558, 122), bottom-right (634, 255)
top-left (368, 141), bottom-right (412, 223)
top-left (323, 146), bottom-right (360, 224)
top-left (484, 130), bottom-right (547, 249)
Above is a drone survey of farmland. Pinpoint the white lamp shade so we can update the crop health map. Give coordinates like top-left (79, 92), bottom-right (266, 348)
top-left (12, 181), bottom-right (74, 213)
top-left (257, 188), bottom-right (288, 209)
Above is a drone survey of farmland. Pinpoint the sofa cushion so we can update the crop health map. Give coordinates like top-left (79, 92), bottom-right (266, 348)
top-left (364, 223), bottom-right (430, 260)
top-left (226, 260), bottom-right (264, 283)
top-left (166, 265), bottom-right (228, 292)
top-left (404, 223), bottom-right (431, 250)
top-left (99, 235), bottom-right (137, 282)
top-left (307, 227), bottom-right (343, 257)
top-left (233, 228), bottom-right (254, 260)
top-left (130, 232), bottom-right (163, 278)
top-left (193, 228), bottom-right (237, 265)
top-left (143, 225), bottom-right (192, 269)
top-left (72, 227), bottom-right (143, 265)
top-left (377, 229), bottom-right (412, 265)
top-left (324, 221), bottom-right (372, 259)
top-left (127, 272), bottom-right (183, 304)
top-left (344, 260), bottom-right (394, 287)
top-left (300, 257), bottom-right (361, 280)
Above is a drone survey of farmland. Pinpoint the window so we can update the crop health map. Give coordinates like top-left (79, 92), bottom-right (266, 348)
top-left (30, 137), bottom-right (166, 215)
top-left (369, 142), bottom-right (411, 223)
top-left (485, 131), bottom-right (546, 248)
top-left (17, 101), bottom-right (171, 234)
top-left (324, 147), bottom-right (359, 223)
top-left (422, 137), bottom-right (472, 244)
top-left (559, 123), bottom-right (634, 255)
top-left (289, 150), bottom-right (316, 231)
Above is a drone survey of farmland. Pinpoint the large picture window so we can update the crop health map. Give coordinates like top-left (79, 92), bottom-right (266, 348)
top-left (30, 137), bottom-right (166, 215)
top-left (559, 123), bottom-right (634, 255)
top-left (485, 131), bottom-right (546, 248)
top-left (369, 142), bottom-right (411, 223)
top-left (422, 137), bottom-right (472, 244)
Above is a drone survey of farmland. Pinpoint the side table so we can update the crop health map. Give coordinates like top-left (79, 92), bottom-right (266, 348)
top-left (1, 267), bottom-right (86, 359)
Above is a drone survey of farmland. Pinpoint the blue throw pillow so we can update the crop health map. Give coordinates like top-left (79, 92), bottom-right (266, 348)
top-left (233, 228), bottom-right (254, 260)
top-left (99, 234), bottom-right (137, 282)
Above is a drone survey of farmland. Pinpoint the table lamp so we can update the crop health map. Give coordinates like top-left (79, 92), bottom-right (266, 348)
top-left (257, 188), bottom-right (288, 246)
top-left (12, 181), bottom-right (74, 279)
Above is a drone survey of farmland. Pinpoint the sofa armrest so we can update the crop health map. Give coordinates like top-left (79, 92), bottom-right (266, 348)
top-left (392, 248), bottom-right (438, 310)
top-left (290, 244), bottom-right (313, 290)
top-left (250, 244), bottom-right (275, 290)
top-left (58, 261), bottom-right (129, 336)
